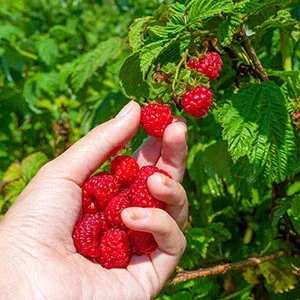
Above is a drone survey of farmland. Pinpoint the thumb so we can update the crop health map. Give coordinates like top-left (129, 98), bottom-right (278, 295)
top-left (39, 100), bottom-right (141, 185)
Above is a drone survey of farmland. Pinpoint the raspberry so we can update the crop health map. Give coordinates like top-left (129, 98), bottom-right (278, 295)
top-left (110, 155), bottom-right (139, 186)
top-left (130, 178), bottom-right (165, 209)
top-left (140, 104), bottom-right (173, 137)
top-left (104, 195), bottom-right (130, 230)
top-left (181, 86), bottom-right (213, 118)
top-left (187, 52), bottom-right (222, 81)
top-left (72, 212), bottom-right (107, 258)
top-left (128, 230), bottom-right (158, 255)
top-left (119, 188), bottom-right (131, 199)
top-left (82, 172), bottom-right (120, 210)
top-left (98, 229), bottom-right (130, 269)
top-left (137, 165), bottom-right (172, 180)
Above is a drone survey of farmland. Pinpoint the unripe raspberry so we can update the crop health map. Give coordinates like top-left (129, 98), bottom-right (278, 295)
top-left (72, 212), bottom-right (107, 258)
top-left (110, 155), bottom-right (139, 186)
top-left (140, 104), bottom-right (173, 137)
top-left (98, 229), bottom-right (130, 269)
top-left (187, 52), bottom-right (222, 80)
top-left (82, 172), bottom-right (120, 210)
top-left (128, 230), bottom-right (157, 255)
top-left (181, 86), bottom-right (213, 118)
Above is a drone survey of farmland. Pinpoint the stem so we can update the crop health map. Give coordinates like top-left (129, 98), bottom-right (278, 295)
top-left (240, 29), bottom-right (268, 82)
top-left (280, 29), bottom-right (293, 71)
top-left (170, 249), bottom-right (295, 285)
top-left (172, 49), bottom-right (189, 94)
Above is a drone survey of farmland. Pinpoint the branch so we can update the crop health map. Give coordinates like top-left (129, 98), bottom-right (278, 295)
top-left (170, 249), bottom-right (296, 285)
top-left (240, 28), bottom-right (268, 82)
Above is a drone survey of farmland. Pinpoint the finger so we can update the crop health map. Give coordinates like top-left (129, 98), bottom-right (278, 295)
top-left (147, 173), bottom-right (188, 230)
top-left (132, 117), bottom-right (185, 167)
top-left (132, 137), bottom-right (162, 166)
top-left (121, 207), bottom-right (186, 289)
top-left (156, 121), bottom-right (188, 182)
top-left (39, 101), bottom-right (141, 185)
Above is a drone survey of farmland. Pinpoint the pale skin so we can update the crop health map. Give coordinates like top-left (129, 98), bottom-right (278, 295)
top-left (0, 101), bottom-right (189, 300)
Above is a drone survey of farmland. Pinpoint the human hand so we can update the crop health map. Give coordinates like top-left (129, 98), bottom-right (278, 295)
top-left (0, 101), bottom-right (188, 300)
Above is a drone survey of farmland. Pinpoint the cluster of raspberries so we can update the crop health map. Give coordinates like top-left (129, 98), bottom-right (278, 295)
top-left (140, 52), bottom-right (222, 137)
top-left (73, 155), bottom-right (171, 269)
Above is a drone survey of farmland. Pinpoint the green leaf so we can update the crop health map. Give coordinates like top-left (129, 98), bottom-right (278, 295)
top-left (259, 262), bottom-right (297, 294)
top-left (128, 17), bottom-right (149, 52)
top-left (218, 13), bottom-right (243, 46)
top-left (119, 52), bottom-right (149, 99)
top-left (71, 37), bottom-right (123, 91)
top-left (189, 0), bottom-right (234, 22)
top-left (218, 82), bottom-right (295, 183)
top-left (0, 24), bottom-right (24, 41)
top-left (20, 152), bottom-right (48, 183)
top-left (2, 162), bottom-right (21, 182)
top-left (3, 179), bottom-right (26, 203)
top-left (36, 36), bottom-right (59, 66)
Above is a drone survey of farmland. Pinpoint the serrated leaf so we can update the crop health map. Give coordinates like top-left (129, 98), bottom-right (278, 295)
top-left (208, 222), bottom-right (232, 240)
top-left (23, 72), bottom-right (60, 112)
top-left (3, 179), bottom-right (26, 202)
top-left (119, 52), bottom-right (149, 99)
top-left (189, 0), bottom-right (234, 22)
top-left (37, 36), bottom-right (59, 66)
top-left (21, 152), bottom-right (48, 183)
top-left (218, 82), bottom-right (295, 183)
top-left (71, 37), bottom-right (123, 91)
top-left (128, 17), bottom-right (149, 51)
top-left (218, 13), bottom-right (243, 46)
top-left (243, 267), bottom-right (260, 286)
top-left (2, 162), bottom-right (20, 182)
top-left (259, 262), bottom-right (297, 294)
top-left (140, 36), bottom-right (180, 77)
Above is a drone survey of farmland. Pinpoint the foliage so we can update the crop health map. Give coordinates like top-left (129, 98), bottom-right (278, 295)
top-left (0, 0), bottom-right (299, 298)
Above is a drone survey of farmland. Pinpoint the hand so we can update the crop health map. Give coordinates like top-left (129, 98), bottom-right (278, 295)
top-left (0, 101), bottom-right (188, 300)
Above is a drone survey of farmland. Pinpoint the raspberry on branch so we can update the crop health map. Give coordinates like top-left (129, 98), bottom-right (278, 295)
top-left (187, 51), bottom-right (223, 81)
top-left (140, 103), bottom-right (173, 137)
top-left (181, 86), bottom-right (213, 118)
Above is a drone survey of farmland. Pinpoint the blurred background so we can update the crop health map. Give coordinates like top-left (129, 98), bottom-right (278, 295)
top-left (0, 0), bottom-right (299, 299)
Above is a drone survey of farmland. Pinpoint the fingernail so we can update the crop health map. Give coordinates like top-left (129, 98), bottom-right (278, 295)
top-left (123, 208), bottom-right (151, 220)
top-left (116, 101), bottom-right (134, 119)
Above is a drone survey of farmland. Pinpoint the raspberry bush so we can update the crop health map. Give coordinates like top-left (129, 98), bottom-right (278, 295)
top-left (0, 0), bottom-right (299, 298)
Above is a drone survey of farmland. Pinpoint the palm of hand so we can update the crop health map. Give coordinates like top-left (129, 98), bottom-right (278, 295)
top-left (0, 102), bottom-right (188, 300)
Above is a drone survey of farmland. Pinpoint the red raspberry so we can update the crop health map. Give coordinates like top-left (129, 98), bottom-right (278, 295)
top-left (110, 155), bottom-right (139, 186)
top-left (140, 104), bottom-right (173, 137)
top-left (104, 195), bottom-right (130, 230)
top-left (119, 188), bottom-right (131, 199)
top-left (98, 229), bottom-right (130, 269)
top-left (128, 230), bottom-right (157, 255)
top-left (137, 165), bottom-right (172, 180)
top-left (130, 178), bottom-right (165, 209)
top-left (181, 86), bottom-right (213, 118)
top-left (82, 172), bottom-right (120, 210)
top-left (187, 52), bottom-right (222, 80)
top-left (72, 212), bottom-right (107, 258)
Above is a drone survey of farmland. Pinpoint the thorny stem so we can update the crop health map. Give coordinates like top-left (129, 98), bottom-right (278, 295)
top-left (170, 249), bottom-right (296, 285)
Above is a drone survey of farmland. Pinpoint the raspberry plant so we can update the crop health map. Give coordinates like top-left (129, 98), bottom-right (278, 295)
top-left (0, 0), bottom-right (299, 298)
